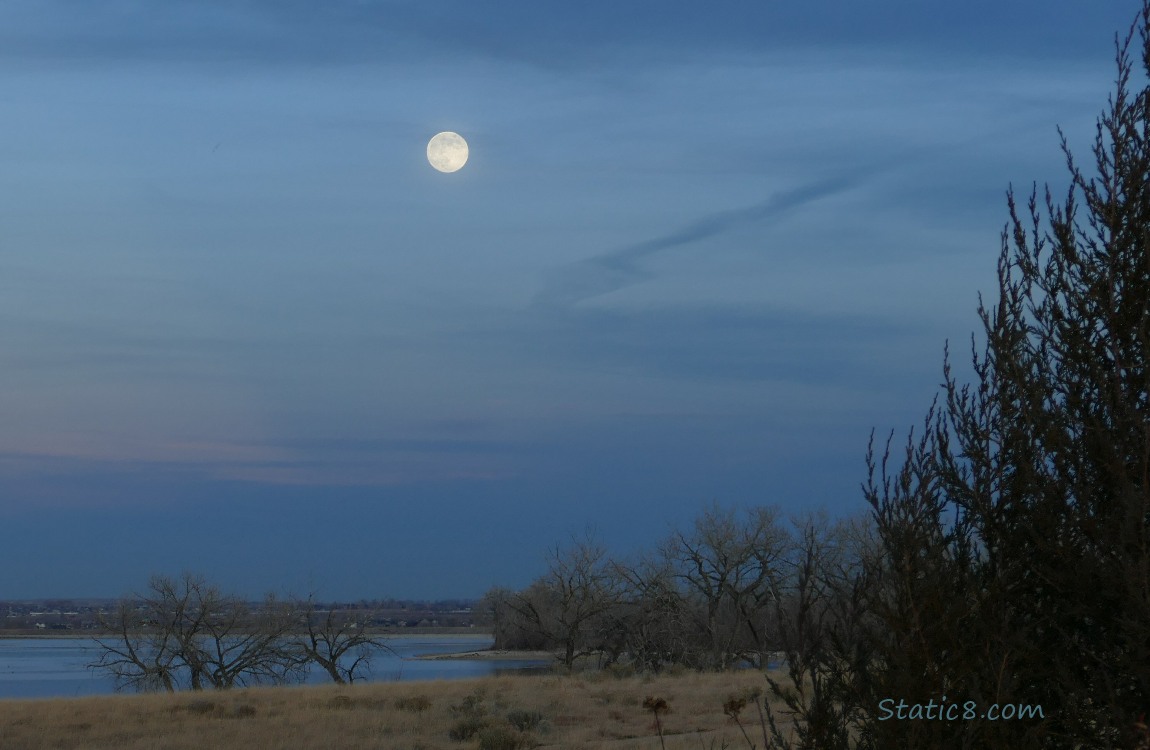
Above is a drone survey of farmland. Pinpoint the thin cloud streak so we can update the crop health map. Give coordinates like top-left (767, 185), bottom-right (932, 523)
top-left (532, 175), bottom-right (863, 309)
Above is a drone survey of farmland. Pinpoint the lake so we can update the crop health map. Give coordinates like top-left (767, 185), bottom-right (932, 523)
top-left (0, 635), bottom-right (550, 700)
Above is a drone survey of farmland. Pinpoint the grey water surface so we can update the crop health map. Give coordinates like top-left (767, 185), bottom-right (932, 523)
top-left (0, 635), bottom-right (549, 699)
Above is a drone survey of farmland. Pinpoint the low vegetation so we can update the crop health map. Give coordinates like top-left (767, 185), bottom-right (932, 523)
top-left (0, 670), bottom-right (791, 750)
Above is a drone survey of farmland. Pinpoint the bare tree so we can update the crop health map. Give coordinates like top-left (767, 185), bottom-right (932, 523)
top-left (91, 596), bottom-right (183, 692)
top-left (504, 532), bottom-right (624, 668)
top-left (480, 585), bottom-right (549, 651)
top-left (609, 555), bottom-right (695, 670)
top-left (193, 591), bottom-right (302, 689)
top-left (660, 503), bottom-right (788, 669)
top-left (92, 573), bottom-right (304, 691)
top-left (291, 598), bottom-right (392, 684)
top-left (765, 513), bottom-right (872, 750)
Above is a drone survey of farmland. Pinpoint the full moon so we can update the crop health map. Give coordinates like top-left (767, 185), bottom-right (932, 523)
top-left (427, 131), bottom-right (469, 173)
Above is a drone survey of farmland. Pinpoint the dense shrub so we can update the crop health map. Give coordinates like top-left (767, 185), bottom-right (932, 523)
top-left (505, 709), bottom-right (545, 732)
top-left (448, 716), bottom-right (490, 742)
top-left (394, 694), bottom-right (432, 714)
top-left (476, 725), bottom-right (533, 750)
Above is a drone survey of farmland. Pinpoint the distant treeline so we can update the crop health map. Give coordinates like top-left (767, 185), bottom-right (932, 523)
top-left (90, 574), bottom-right (402, 689)
top-left (480, 505), bottom-right (864, 675)
top-left (2, 596), bottom-right (479, 633)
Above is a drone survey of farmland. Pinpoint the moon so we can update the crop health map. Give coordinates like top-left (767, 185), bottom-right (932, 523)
top-left (427, 131), bottom-right (469, 173)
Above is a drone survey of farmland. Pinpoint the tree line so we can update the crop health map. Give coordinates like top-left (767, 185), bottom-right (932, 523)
top-left (90, 573), bottom-right (388, 691)
top-left (480, 506), bottom-right (870, 679)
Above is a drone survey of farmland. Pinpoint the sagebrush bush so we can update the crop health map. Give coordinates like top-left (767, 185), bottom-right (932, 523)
top-left (231, 704), bottom-right (258, 719)
top-left (505, 708), bottom-right (544, 732)
top-left (477, 725), bottom-right (531, 750)
top-left (448, 715), bottom-right (489, 742)
top-left (394, 694), bottom-right (432, 713)
top-left (606, 663), bottom-right (636, 679)
top-left (183, 700), bottom-right (217, 715)
top-left (451, 691), bottom-right (487, 717)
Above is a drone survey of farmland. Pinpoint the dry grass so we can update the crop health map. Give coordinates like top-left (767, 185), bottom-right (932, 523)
top-left (0, 669), bottom-right (794, 749)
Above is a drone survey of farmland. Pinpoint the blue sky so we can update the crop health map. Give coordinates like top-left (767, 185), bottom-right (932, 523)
top-left (0, 1), bottom-right (1138, 599)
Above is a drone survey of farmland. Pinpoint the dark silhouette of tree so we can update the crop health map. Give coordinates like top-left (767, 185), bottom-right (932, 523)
top-left (764, 512), bottom-right (875, 750)
top-left (92, 573), bottom-right (302, 691)
top-left (479, 586), bottom-right (541, 651)
top-left (932, 10), bottom-right (1150, 744)
top-left (503, 532), bottom-right (623, 667)
top-left (774, 8), bottom-right (1150, 749)
top-left (92, 590), bottom-right (185, 692)
top-left (609, 556), bottom-right (696, 670)
top-left (91, 574), bottom-right (391, 691)
top-left (760, 6), bottom-right (1150, 748)
top-left (290, 598), bottom-right (392, 684)
top-left (659, 503), bottom-right (788, 670)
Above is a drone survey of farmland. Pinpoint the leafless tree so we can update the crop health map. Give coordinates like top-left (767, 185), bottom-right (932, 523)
top-left (291, 598), bottom-right (392, 684)
top-left (504, 532), bottom-right (624, 668)
top-left (659, 503), bottom-right (789, 669)
top-left (92, 573), bottom-right (304, 691)
top-left (91, 595), bottom-right (183, 692)
top-left (609, 555), bottom-right (694, 670)
top-left (480, 585), bottom-right (548, 651)
top-left (193, 591), bottom-right (302, 689)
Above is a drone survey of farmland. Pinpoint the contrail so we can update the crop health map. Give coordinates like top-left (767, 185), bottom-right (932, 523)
top-left (531, 175), bottom-right (860, 310)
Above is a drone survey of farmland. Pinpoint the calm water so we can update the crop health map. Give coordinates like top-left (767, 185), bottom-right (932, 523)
top-left (0, 635), bottom-right (550, 700)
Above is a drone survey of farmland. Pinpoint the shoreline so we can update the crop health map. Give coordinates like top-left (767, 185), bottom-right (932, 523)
top-left (0, 631), bottom-right (555, 665)
top-left (411, 649), bottom-right (556, 661)
top-left (0, 628), bottom-right (494, 640)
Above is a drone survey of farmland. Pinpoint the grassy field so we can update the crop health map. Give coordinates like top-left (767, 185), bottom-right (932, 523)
top-left (0, 669), bottom-right (794, 749)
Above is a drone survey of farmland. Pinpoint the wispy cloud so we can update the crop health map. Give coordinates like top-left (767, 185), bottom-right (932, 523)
top-left (0, 432), bottom-right (520, 500)
top-left (532, 176), bottom-right (862, 310)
